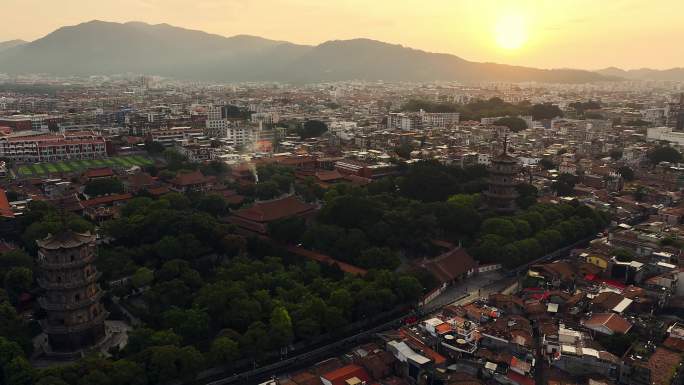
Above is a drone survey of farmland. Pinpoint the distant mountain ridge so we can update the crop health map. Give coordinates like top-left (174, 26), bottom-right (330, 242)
top-left (0, 39), bottom-right (27, 53)
top-left (0, 20), bottom-right (615, 83)
top-left (596, 66), bottom-right (684, 81)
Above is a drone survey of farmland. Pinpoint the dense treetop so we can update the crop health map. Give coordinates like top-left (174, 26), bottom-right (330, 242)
top-left (296, 120), bottom-right (328, 139)
top-left (402, 97), bottom-right (563, 121)
top-left (647, 145), bottom-right (683, 164)
top-left (494, 117), bottom-right (528, 132)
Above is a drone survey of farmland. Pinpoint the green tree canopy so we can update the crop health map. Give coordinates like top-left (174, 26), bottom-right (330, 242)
top-left (530, 103), bottom-right (563, 120)
top-left (131, 267), bottom-right (154, 289)
top-left (210, 336), bottom-right (239, 365)
top-left (3, 268), bottom-right (32, 305)
top-left (610, 149), bottom-right (623, 160)
top-left (552, 173), bottom-right (577, 196)
top-left (569, 100), bottom-right (601, 114)
top-left (494, 117), bottom-right (528, 132)
top-left (297, 120), bottom-right (327, 139)
top-left (269, 307), bottom-right (294, 349)
top-left (84, 177), bottom-right (124, 197)
top-left (0, 251), bottom-right (32, 283)
top-left (647, 145), bottom-right (682, 164)
top-left (617, 166), bottom-right (635, 181)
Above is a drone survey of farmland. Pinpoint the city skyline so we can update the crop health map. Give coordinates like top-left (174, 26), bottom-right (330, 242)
top-left (2, 0), bottom-right (684, 71)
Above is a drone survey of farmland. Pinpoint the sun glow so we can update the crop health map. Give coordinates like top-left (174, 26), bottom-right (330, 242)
top-left (494, 14), bottom-right (528, 50)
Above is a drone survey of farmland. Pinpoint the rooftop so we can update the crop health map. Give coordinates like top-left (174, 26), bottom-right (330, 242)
top-left (232, 195), bottom-right (316, 223)
top-left (36, 230), bottom-right (95, 250)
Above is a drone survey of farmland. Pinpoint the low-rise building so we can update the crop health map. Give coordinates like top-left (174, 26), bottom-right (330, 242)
top-left (0, 130), bottom-right (107, 163)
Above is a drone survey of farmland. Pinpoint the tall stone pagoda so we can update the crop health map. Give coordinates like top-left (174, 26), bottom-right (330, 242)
top-left (36, 231), bottom-right (107, 352)
top-left (485, 136), bottom-right (520, 213)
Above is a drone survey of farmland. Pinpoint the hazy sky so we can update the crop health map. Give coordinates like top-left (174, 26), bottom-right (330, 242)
top-left (2, 0), bottom-right (683, 70)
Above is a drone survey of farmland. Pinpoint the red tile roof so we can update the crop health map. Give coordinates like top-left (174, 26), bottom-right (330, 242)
top-left (127, 172), bottom-right (154, 189)
top-left (80, 193), bottom-right (133, 208)
top-left (170, 170), bottom-right (209, 186)
top-left (315, 169), bottom-right (343, 182)
top-left (286, 245), bottom-right (367, 276)
top-left (342, 174), bottom-right (372, 186)
top-left (147, 186), bottom-right (170, 196)
top-left (584, 313), bottom-right (632, 335)
top-left (507, 372), bottom-right (535, 385)
top-left (321, 364), bottom-right (370, 385)
top-left (36, 231), bottom-right (95, 250)
top-left (420, 248), bottom-right (477, 284)
top-left (84, 167), bottom-right (113, 179)
top-left (663, 336), bottom-right (684, 352)
top-left (216, 189), bottom-right (245, 205)
top-left (649, 347), bottom-right (682, 385)
top-left (0, 189), bottom-right (14, 218)
top-left (232, 195), bottom-right (315, 223)
top-left (535, 261), bottom-right (576, 282)
top-left (592, 292), bottom-right (625, 310)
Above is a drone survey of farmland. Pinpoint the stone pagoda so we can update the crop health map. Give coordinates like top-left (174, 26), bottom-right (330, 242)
top-left (485, 136), bottom-right (520, 213)
top-left (36, 231), bottom-right (107, 352)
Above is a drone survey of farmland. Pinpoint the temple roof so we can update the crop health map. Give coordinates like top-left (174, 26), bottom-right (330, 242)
top-left (420, 247), bottom-right (478, 284)
top-left (36, 230), bottom-right (95, 250)
top-left (232, 195), bottom-right (315, 223)
top-left (170, 170), bottom-right (210, 186)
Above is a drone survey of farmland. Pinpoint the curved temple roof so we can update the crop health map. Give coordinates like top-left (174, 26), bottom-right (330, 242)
top-left (36, 231), bottom-right (95, 250)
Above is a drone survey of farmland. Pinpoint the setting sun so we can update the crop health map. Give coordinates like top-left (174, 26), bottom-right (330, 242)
top-left (494, 13), bottom-right (528, 50)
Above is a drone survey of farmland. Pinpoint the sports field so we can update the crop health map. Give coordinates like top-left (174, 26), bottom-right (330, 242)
top-left (16, 155), bottom-right (154, 177)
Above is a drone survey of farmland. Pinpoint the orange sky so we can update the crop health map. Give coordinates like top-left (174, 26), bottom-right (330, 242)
top-left (2, 0), bottom-right (682, 70)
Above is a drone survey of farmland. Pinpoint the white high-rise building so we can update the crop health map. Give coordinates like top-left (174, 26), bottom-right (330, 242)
top-left (226, 126), bottom-right (253, 146)
top-left (206, 119), bottom-right (230, 138)
top-left (206, 105), bottom-right (224, 120)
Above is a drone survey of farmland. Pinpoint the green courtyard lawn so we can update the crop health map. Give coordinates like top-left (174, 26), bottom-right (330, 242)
top-left (15, 155), bottom-right (154, 178)
top-left (17, 165), bottom-right (32, 176)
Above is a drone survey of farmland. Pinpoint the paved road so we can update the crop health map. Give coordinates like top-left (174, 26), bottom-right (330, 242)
top-left (422, 271), bottom-right (511, 312)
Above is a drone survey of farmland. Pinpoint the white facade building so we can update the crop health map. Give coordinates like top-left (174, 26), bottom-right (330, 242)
top-left (0, 130), bottom-right (106, 163)
top-left (420, 110), bottom-right (460, 128)
top-left (647, 126), bottom-right (684, 145)
top-left (250, 112), bottom-right (280, 125)
top-left (387, 112), bottom-right (422, 131)
top-left (642, 108), bottom-right (666, 125)
top-left (206, 105), bottom-right (224, 121)
top-left (205, 119), bottom-right (230, 138)
top-left (226, 126), bottom-right (253, 146)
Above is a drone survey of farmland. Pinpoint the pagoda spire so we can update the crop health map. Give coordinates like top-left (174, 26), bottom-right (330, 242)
top-left (36, 231), bottom-right (107, 352)
top-left (486, 133), bottom-right (519, 214)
